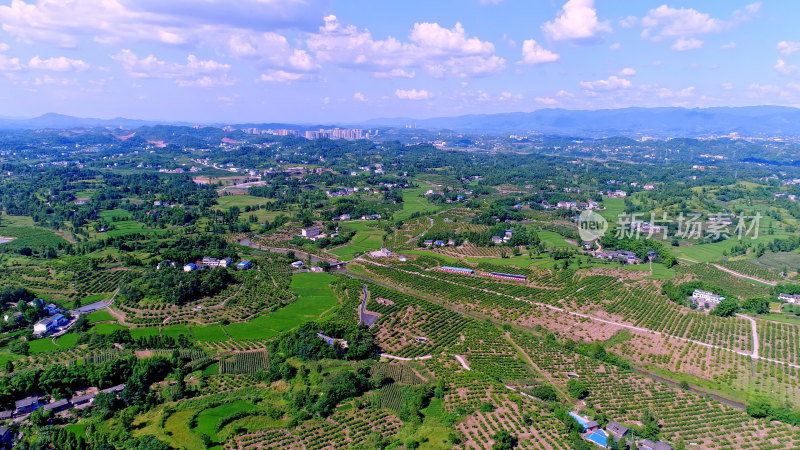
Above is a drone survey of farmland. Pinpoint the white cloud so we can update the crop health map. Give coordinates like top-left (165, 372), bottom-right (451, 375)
top-left (778, 41), bottom-right (800, 55)
top-left (672, 37), bottom-right (703, 51)
top-left (446, 55), bottom-right (506, 77)
top-left (0, 54), bottom-right (22, 72)
top-left (258, 69), bottom-right (309, 83)
top-left (33, 74), bottom-right (77, 86)
top-left (0, 43), bottom-right (7, 52)
top-left (542, 0), bottom-right (611, 43)
top-left (608, 42), bottom-right (621, 51)
top-left (619, 16), bottom-right (638, 29)
top-left (498, 91), bottom-right (522, 101)
top-left (536, 97), bottom-right (557, 105)
top-left (580, 75), bottom-right (632, 91)
top-left (775, 59), bottom-right (798, 76)
top-left (721, 82), bottom-right (733, 90)
top-left (395, 88), bottom-right (431, 100)
top-left (641, 6), bottom-right (722, 40)
top-left (409, 22), bottom-right (494, 55)
top-left (641, 4), bottom-right (758, 51)
top-left (654, 86), bottom-right (695, 99)
top-left (373, 68), bottom-right (415, 78)
top-left (618, 67), bottom-right (636, 77)
top-left (113, 49), bottom-right (233, 87)
top-left (29, 55), bottom-right (89, 72)
top-left (226, 32), bottom-right (316, 72)
top-left (744, 2), bottom-right (761, 14)
top-left (307, 16), bottom-right (504, 78)
top-left (519, 39), bottom-right (559, 65)
top-left (747, 83), bottom-right (780, 97)
top-left (0, 0), bottom-right (324, 48)
top-left (720, 41), bottom-right (736, 49)
top-left (353, 92), bottom-right (367, 102)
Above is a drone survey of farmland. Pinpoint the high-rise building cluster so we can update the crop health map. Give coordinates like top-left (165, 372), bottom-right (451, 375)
top-left (304, 128), bottom-right (365, 140)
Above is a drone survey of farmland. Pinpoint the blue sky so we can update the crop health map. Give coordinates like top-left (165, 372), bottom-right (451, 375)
top-left (0, 0), bottom-right (797, 123)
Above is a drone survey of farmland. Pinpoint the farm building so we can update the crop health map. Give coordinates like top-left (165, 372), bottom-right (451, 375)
top-left (14, 396), bottom-right (39, 415)
top-left (71, 393), bottom-right (95, 408)
top-left (692, 289), bottom-right (725, 305)
top-left (606, 421), bottom-right (629, 439)
top-left (42, 399), bottom-right (70, 414)
top-left (301, 227), bottom-right (321, 238)
top-left (183, 262), bottom-right (198, 272)
top-left (202, 256), bottom-right (233, 268)
top-left (316, 332), bottom-right (348, 348)
top-left (489, 272), bottom-right (527, 281)
top-left (778, 293), bottom-right (800, 304)
top-left (291, 261), bottom-right (304, 268)
top-left (101, 384), bottom-right (126, 395)
top-left (595, 250), bottom-right (641, 264)
top-left (369, 248), bottom-right (393, 258)
top-left (441, 266), bottom-right (474, 275)
top-left (33, 314), bottom-right (67, 336)
top-left (236, 260), bottom-right (253, 270)
top-left (3, 312), bottom-right (21, 323)
top-left (157, 260), bottom-right (176, 270)
top-left (639, 440), bottom-right (673, 450)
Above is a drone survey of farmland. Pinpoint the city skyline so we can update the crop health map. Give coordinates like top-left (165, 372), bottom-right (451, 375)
top-left (0, 1), bottom-right (798, 123)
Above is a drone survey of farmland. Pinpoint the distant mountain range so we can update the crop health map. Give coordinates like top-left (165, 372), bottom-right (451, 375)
top-left (0, 113), bottom-right (173, 130)
top-left (362, 106), bottom-right (800, 137)
top-left (6, 107), bottom-right (800, 137)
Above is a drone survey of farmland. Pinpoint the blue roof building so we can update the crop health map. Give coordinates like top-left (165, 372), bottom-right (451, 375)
top-left (441, 266), bottom-right (475, 274)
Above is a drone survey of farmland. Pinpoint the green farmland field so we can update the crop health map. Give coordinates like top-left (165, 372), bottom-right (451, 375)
top-left (329, 221), bottom-right (385, 260)
top-left (225, 272), bottom-right (338, 340)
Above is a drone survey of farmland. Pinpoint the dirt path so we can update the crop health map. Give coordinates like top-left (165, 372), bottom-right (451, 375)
top-left (738, 313), bottom-right (759, 359)
top-left (454, 354), bottom-right (471, 371)
top-left (379, 353), bottom-right (432, 361)
top-left (504, 333), bottom-right (569, 401)
top-left (713, 264), bottom-right (777, 286)
top-left (210, 281), bottom-right (246, 309)
top-left (106, 307), bottom-right (134, 326)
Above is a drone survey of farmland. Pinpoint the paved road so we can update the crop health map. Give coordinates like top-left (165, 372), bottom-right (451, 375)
top-left (73, 287), bottom-right (120, 314)
top-left (358, 284), bottom-right (380, 328)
